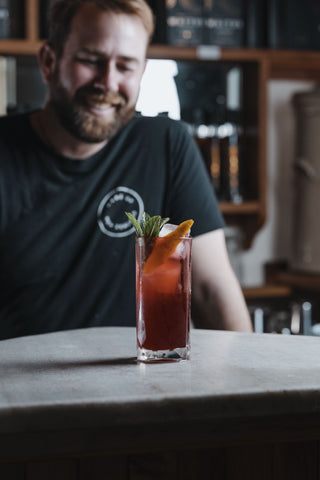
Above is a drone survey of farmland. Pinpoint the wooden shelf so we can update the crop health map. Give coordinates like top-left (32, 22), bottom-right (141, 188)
top-left (148, 45), bottom-right (266, 62)
top-left (0, 39), bottom-right (42, 55)
top-left (266, 262), bottom-right (320, 293)
top-left (243, 284), bottom-right (293, 300)
top-left (148, 46), bottom-right (320, 80)
top-left (267, 49), bottom-right (320, 80)
top-left (220, 201), bottom-right (261, 215)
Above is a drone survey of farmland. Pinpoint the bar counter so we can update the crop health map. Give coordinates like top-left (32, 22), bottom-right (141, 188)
top-left (1, 327), bottom-right (320, 479)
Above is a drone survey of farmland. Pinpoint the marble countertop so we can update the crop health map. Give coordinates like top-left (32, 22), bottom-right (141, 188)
top-left (1, 326), bottom-right (320, 439)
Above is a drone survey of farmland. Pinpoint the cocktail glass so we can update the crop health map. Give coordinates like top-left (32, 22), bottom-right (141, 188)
top-left (135, 225), bottom-right (192, 361)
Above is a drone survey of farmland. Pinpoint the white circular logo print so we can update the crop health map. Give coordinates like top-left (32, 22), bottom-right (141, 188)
top-left (97, 186), bottom-right (144, 237)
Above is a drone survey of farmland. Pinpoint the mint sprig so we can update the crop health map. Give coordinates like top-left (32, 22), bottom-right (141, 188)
top-left (125, 211), bottom-right (169, 237)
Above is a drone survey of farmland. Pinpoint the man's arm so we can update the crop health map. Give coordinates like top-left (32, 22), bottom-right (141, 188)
top-left (191, 228), bottom-right (253, 332)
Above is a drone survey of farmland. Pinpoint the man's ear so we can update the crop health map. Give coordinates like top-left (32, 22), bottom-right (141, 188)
top-left (38, 43), bottom-right (57, 83)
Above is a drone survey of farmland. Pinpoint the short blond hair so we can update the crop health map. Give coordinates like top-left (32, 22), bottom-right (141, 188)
top-left (47, 0), bottom-right (155, 57)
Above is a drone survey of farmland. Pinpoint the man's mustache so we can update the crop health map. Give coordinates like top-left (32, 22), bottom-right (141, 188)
top-left (76, 87), bottom-right (126, 107)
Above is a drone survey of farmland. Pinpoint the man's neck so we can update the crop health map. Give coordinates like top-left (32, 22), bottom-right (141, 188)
top-left (30, 106), bottom-right (108, 160)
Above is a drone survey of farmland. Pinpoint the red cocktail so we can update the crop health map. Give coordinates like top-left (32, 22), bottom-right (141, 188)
top-left (135, 227), bottom-right (192, 361)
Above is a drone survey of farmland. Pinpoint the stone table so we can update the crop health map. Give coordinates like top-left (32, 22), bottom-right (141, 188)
top-left (1, 327), bottom-right (320, 479)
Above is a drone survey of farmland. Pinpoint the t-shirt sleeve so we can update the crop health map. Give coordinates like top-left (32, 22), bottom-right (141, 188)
top-left (165, 120), bottom-right (225, 237)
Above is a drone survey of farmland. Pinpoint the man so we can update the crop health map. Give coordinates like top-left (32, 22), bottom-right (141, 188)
top-left (0, 0), bottom-right (252, 339)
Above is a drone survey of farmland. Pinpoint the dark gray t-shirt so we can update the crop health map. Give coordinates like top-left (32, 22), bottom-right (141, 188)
top-left (0, 112), bottom-right (225, 339)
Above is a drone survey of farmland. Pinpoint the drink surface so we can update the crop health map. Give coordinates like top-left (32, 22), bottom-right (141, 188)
top-left (136, 236), bottom-right (191, 352)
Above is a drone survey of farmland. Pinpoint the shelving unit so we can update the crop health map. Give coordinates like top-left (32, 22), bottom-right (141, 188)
top-left (1, 0), bottom-right (320, 298)
top-left (265, 261), bottom-right (320, 293)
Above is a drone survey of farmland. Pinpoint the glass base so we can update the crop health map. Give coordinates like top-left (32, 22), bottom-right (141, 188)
top-left (137, 344), bottom-right (190, 362)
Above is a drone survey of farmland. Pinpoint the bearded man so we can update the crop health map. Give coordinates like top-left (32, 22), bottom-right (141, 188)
top-left (0, 0), bottom-right (251, 339)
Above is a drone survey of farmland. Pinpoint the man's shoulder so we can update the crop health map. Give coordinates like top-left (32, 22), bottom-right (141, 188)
top-left (130, 113), bottom-right (190, 136)
top-left (0, 111), bottom-right (30, 125)
top-left (0, 112), bottom-right (31, 139)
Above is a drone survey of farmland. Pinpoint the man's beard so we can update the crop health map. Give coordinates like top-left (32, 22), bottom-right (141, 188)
top-left (49, 76), bottom-right (136, 143)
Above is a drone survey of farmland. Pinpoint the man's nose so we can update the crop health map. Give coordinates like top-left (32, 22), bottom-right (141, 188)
top-left (96, 62), bottom-right (119, 92)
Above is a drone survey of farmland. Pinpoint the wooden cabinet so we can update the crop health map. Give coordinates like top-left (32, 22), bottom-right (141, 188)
top-left (0, 0), bottom-right (41, 54)
top-left (1, 0), bottom-right (320, 250)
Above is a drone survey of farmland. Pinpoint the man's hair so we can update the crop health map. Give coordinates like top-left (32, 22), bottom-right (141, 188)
top-left (46, 0), bottom-right (155, 58)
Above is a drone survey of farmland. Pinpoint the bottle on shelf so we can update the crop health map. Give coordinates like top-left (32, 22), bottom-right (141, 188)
top-left (0, 0), bottom-right (24, 39)
top-left (216, 120), bottom-right (243, 204)
top-left (0, 0), bottom-right (10, 39)
top-left (188, 104), bottom-right (243, 204)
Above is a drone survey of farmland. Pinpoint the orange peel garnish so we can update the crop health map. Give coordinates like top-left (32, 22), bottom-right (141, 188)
top-left (143, 219), bottom-right (194, 274)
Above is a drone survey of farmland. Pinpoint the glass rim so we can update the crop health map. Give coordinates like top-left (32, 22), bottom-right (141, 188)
top-left (135, 235), bottom-right (192, 241)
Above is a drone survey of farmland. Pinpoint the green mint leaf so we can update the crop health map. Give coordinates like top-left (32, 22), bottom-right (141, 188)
top-left (125, 211), bottom-right (170, 237)
top-left (140, 212), bottom-right (150, 233)
top-left (125, 212), bottom-right (143, 236)
top-left (144, 216), bottom-right (160, 236)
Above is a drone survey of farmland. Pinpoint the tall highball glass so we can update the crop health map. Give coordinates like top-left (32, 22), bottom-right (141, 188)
top-left (135, 230), bottom-right (192, 362)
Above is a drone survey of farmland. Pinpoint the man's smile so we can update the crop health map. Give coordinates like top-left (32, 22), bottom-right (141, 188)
top-left (80, 92), bottom-right (126, 116)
